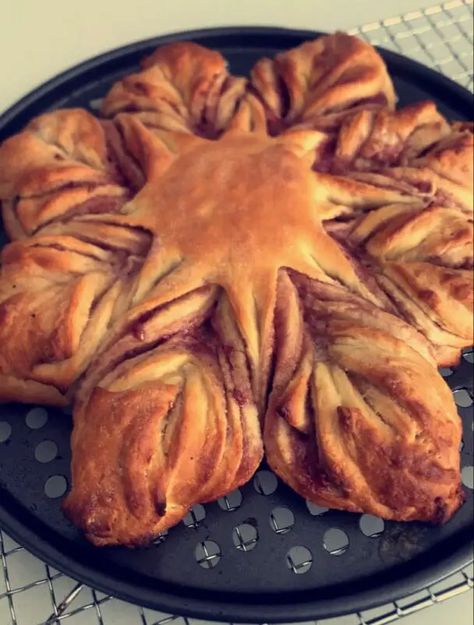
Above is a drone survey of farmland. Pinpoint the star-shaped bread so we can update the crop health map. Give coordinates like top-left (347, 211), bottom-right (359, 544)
top-left (0, 34), bottom-right (472, 545)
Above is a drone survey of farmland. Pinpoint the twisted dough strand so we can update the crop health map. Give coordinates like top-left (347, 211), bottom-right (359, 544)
top-left (250, 32), bottom-right (396, 133)
top-left (266, 274), bottom-right (463, 522)
top-left (64, 288), bottom-right (262, 546)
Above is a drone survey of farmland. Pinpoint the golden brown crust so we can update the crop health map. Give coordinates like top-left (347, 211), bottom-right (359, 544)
top-left (64, 322), bottom-right (263, 546)
top-left (312, 102), bottom-right (472, 214)
top-left (316, 102), bottom-right (473, 364)
top-left (249, 32), bottom-right (396, 133)
top-left (266, 275), bottom-right (463, 522)
top-left (101, 42), bottom-right (251, 138)
top-left (326, 201), bottom-right (473, 364)
top-left (0, 224), bottom-right (151, 403)
top-left (330, 101), bottom-right (450, 170)
top-left (0, 109), bottom-right (132, 239)
top-left (0, 34), bottom-right (471, 545)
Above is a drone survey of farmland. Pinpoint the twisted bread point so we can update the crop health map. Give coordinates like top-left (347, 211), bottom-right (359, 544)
top-left (250, 32), bottom-right (396, 133)
top-left (0, 110), bottom-right (155, 404)
top-left (317, 102), bottom-right (473, 364)
top-left (315, 102), bottom-right (473, 213)
top-left (0, 223), bottom-right (150, 405)
top-left (326, 200), bottom-right (473, 365)
top-left (266, 273), bottom-right (463, 522)
top-left (64, 288), bottom-right (262, 546)
top-left (0, 110), bottom-right (134, 239)
top-left (101, 42), bottom-right (254, 137)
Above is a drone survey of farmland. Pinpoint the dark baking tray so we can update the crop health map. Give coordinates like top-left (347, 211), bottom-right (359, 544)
top-left (0, 27), bottom-right (473, 623)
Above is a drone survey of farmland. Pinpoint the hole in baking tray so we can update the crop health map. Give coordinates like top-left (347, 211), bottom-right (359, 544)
top-left (323, 528), bottom-right (349, 555)
top-left (152, 530), bottom-right (168, 545)
top-left (270, 507), bottom-right (295, 534)
top-left (306, 501), bottom-right (329, 516)
top-left (25, 407), bottom-right (48, 429)
top-left (439, 367), bottom-right (453, 377)
top-left (89, 98), bottom-right (104, 111)
top-left (463, 350), bottom-right (473, 364)
top-left (232, 523), bottom-right (259, 551)
top-left (195, 540), bottom-right (221, 568)
top-left (453, 389), bottom-right (473, 408)
top-left (359, 514), bottom-right (385, 537)
top-left (253, 470), bottom-right (278, 495)
top-left (0, 421), bottom-right (12, 443)
top-left (183, 504), bottom-right (206, 528)
top-left (217, 488), bottom-right (242, 512)
top-left (34, 440), bottom-right (58, 463)
top-left (286, 546), bottom-right (313, 574)
top-left (44, 475), bottom-right (67, 499)
top-left (461, 466), bottom-right (474, 489)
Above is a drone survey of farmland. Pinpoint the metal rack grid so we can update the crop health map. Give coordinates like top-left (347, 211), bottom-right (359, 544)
top-left (0, 1), bottom-right (473, 624)
top-left (347, 0), bottom-right (473, 91)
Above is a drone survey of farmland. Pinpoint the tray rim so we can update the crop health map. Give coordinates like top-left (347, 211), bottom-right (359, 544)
top-left (0, 25), bottom-right (473, 623)
top-left (1, 491), bottom-right (473, 623)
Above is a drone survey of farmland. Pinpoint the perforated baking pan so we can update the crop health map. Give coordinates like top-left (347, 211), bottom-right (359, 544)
top-left (0, 27), bottom-right (473, 624)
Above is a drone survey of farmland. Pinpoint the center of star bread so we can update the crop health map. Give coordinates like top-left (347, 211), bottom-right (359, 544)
top-left (132, 133), bottom-right (325, 281)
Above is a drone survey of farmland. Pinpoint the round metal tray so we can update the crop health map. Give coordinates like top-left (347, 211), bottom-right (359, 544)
top-left (0, 27), bottom-right (473, 624)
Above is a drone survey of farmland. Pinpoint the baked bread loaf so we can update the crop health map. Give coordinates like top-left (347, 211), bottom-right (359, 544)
top-left (0, 34), bottom-right (471, 546)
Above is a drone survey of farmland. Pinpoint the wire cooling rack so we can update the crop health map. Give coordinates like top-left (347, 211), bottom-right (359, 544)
top-left (0, 2), bottom-right (473, 624)
top-left (347, 0), bottom-right (473, 91)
